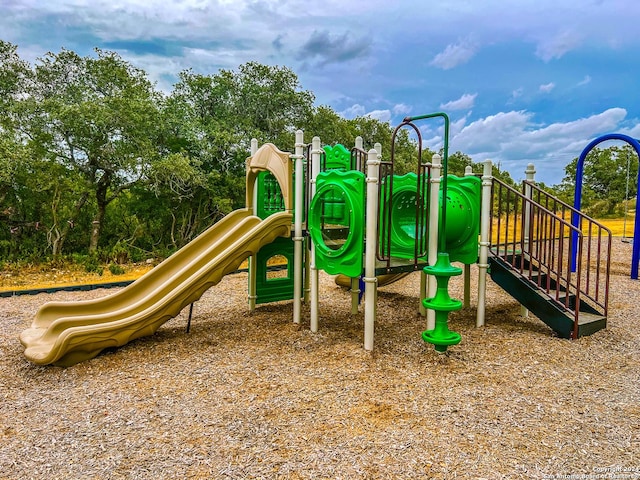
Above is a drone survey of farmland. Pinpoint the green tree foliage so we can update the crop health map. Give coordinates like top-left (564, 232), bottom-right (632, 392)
top-left (169, 63), bottom-right (314, 173)
top-left (0, 41), bottom-right (39, 257)
top-left (148, 62), bottom-right (317, 249)
top-left (7, 40), bottom-right (618, 266)
top-left (5, 47), bottom-right (164, 254)
top-left (446, 151), bottom-right (473, 176)
top-left (301, 105), bottom-right (352, 145)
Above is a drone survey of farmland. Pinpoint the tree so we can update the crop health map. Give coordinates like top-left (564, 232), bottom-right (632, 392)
top-left (0, 41), bottom-right (35, 254)
top-left (300, 105), bottom-right (352, 145)
top-left (446, 151), bottom-right (473, 176)
top-left (17, 48), bottom-right (163, 254)
top-left (301, 107), bottom-right (422, 174)
top-left (160, 62), bottom-right (317, 232)
top-left (171, 62), bottom-right (315, 171)
top-left (232, 62), bottom-right (315, 147)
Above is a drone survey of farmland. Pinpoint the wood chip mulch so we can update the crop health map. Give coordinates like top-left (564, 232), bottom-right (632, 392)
top-left (1, 239), bottom-right (639, 479)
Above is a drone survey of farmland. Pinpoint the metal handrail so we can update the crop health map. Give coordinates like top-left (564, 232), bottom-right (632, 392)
top-left (527, 182), bottom-right (611, 316)
top-left (490, 178), bottom-right (611, 338)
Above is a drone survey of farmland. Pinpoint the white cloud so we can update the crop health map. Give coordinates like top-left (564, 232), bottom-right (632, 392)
top-left (339, 105), bottom-right (395, 123)
top-left (620, 123), bottom-right (640, 139)
top-left (535, 30), bottom-right (583, 61)
top-left (340, 103), bottom-right (366, 118)
top-left (440, 93), bottom-right (477, 111)
top-left (366, 109), bottom-right (391, 123)
top-left (430, 38), bottom-right (478, 70)
top-left (393, 103), bottom-right (412, 116)
top-left (450, 108), bottom-right (628, 184)
top-left (539, 82), bottom-right (555, 93)
top-left (422, 134), bottom-right (444, 153)
top-left (577, 75), bottom-right (592, 86)
top-left (453, 111), bottom-right (533, 153)
top-left (511, 88), bottom-right (524, 99)
top-left (450, 114), bottom-right (470, 138)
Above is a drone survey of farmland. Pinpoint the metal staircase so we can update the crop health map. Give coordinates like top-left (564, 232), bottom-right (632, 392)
top-left (488, 178), bottom-right (611, 339)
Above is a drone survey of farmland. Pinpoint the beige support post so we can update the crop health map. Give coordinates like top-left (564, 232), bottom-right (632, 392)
top-left (426, 154), bottom-right (442, 330)
top-left (310, 137), bottom-right (322, 332)
top-left (476, 160), bottom-right (492, 327)
top-left (303, 237), bottom-right (310, 303)
top-left (374, 142), bottom-right (382, 309)
top-left (350, 277), bottom-right (360, 315)
top-left (374, 142), bottom-right (382, 158)
top-left (248, 138), bottom-right (259, 312)
top-left (292, 130), bottom-right (305, 324)
top-left (363, 147), bottom-right (380, 350)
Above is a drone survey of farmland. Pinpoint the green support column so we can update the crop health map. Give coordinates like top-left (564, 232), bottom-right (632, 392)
top-left (422, 252), bottom-right (462, 353)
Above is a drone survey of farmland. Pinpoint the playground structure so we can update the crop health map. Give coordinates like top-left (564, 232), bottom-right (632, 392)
top-left (20, 113), bottom-right (613, 366)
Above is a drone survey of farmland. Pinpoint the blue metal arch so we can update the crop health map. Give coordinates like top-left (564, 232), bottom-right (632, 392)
top-left (572, 133), bottom-right (640, 279)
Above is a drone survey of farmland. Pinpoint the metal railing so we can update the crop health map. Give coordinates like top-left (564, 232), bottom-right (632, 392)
top-left (490, 178), bottom-right (611, 338)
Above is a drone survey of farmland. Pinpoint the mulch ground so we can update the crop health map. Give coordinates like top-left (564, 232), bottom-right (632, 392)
top-left (0, 239), bottom-right (638, 479)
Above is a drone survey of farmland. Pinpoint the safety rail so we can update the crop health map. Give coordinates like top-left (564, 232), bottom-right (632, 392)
top-left (490, 178), bottom-right (611, 338)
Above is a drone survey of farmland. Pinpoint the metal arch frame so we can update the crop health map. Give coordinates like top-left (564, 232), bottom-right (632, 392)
top-left (391, 112), bottom-right (450, 253)
top-left (572, 133), bottom-right (640, 279)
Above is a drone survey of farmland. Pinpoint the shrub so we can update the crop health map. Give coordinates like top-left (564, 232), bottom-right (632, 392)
top-left (82, 255), bottom-right (103, 275)
top-left (108, 263), bottom-right (126, 275)
top-left (110, 242), bottom-right (131, 264)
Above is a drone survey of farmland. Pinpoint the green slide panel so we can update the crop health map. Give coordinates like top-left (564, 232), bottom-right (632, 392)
top-left (255, 171), bottom-right (304, 221)
top-left (323, 144), bottom-right (351, 171)
top-left (382, 172), bottom-right (426, 259)
top-left (254, 236), bottom-right (296, 304)
top-left (309, 170), bottom-right (365, 277)
top-left (255, 171), bottom-right (285, 220)
top-left (442, 175), bottom-right (481, 265)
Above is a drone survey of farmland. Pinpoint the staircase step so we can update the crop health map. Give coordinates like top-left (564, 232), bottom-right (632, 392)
top-left (545, 288), bottom-right (570, 304)
top-left (488, 255), bottom-right (606, 338)
top-left (578, 311), bottom-right (606, 325)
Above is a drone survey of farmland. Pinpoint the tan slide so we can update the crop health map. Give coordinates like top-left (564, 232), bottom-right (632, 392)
top-left (20, 210), bottom-right (292, 367)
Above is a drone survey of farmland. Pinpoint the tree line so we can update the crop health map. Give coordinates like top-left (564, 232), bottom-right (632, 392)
top-left (0, 40), bottom-right (633, 266)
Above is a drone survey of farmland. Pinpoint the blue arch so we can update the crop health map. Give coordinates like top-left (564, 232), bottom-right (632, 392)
top-left (572, 133), bottom-right (640, 279)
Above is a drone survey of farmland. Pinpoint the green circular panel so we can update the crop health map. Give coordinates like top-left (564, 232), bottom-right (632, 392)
top-left (444, 190), bottom-right (470, 242)
top-left (309, 184), bottom-right (354, 256)
top-left (390, 190), bottom-right (418, 243)
top-left (383, 174), bottom-right (426, 259)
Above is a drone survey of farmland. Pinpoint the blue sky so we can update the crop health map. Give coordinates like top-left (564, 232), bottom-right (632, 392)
top-left (2, 0), bottom-right (640, 184)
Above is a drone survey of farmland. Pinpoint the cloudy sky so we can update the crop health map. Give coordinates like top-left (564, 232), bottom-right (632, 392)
top-left (3, 0), bottom-right (640, 184)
